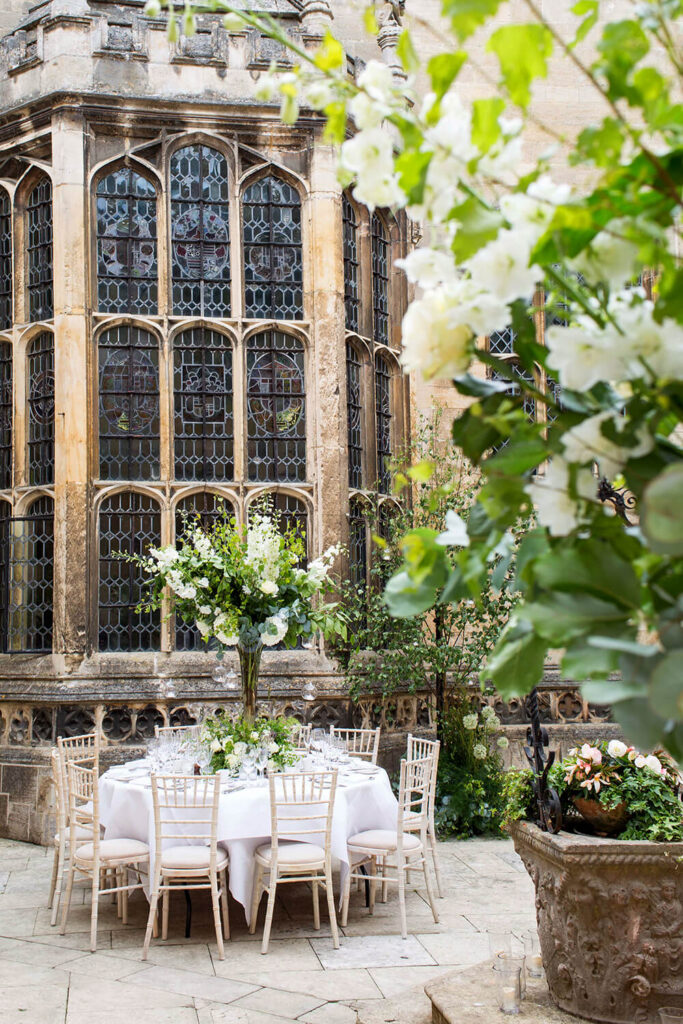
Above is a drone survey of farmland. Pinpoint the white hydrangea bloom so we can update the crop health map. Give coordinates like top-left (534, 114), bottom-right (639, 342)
top-left (262, 611), bottom-right (289, 647)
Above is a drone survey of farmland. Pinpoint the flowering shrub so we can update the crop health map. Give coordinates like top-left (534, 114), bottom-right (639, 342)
top-left (201, 714), bottom-right (299, 775)
top-left (435, 694), bottom-right (508, 838)
top-left (128, 503), bottom-right (346, 653)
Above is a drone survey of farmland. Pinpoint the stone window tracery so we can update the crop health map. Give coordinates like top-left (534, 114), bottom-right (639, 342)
top-left (346, 341), bottom-right (363, 490)
top-left (0, 340), bottom-right (11, 489)
top-left (342, 193), bottom-right (359, 332)
top-left (99, 325), bottom-right (160, 481)
top-left (374, 353), bottom-right (392, 494)
top-left (371, 213), bottom-right (389, 346)
top-left (27, 178), bottom-right (53, 322)
top-left (98, 490), bottom-right (161, 652)
top-left (173, 327), bottom-right (233, 481)
top-left (96, 168), bottom-right (158, 315)
top-left (242, 175), bottom-right (303, 319)
top-left (170, 145), bottom-right (231, 317)
top-left (0, 189), bottom-right (11, 331)
top-left (0, 495), bottom-right (54, 654)
top-left (247, 330), bottom-right (306, 483)
top-left (27, 332), bottom-right (54, 486)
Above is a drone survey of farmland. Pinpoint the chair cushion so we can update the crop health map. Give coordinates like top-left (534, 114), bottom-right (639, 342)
top-left (347, 830), bottom-right (421, 853)
top-left (255, 841), bottom-right (325, 868)
top-left (160, 846), bottom-right (228, 872)
top-left (75, 838), bottom-right (149, 864)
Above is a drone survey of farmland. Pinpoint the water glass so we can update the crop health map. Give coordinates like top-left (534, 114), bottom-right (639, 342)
top-left (659, 1010), bottom-right (683, 1023)
top-left (497, 953), bottom-right (526, 998)
top-left (523, 931), bottom-right (543, 977)
top-left (488, 930), bottom-right (512, 960)
top-left (493, 963), bottom-right (521, 1015)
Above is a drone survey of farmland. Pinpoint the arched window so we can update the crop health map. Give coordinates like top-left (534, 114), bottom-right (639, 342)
top-left (170, 145), bottom-right (231, 317)
top-left (375, 354), bottom-right (392, 494)
top-left (346, 341), bottom-right (363, 489)
top-left (0, 340), bottom-right (11, 489)
top-left (27, 178), bottom-right (53, 322)
top-left (99, 491), bottom-right (161, 651)
top-left (174, 491), bottom-right (228, 650)
top-left (173, 328), bottom-right (233, 481)
top-left (247, 331), bottom-right (306, 483)
top-left (99, 325), bottom-right (160, 481)
top-left (1, 495), bottom-right (54, 653)
top-left (342, 194), bottom-right (359, 332)
top-left (243, 175), bottom-right (303, 319)
top-left (349, 497), bottom-right (367, 588)
top-left (27, 332), bottom-right (54, 486)
top-left (0, 189), bottom-right (11, 330)
top-left (96, 168), bottom-right (158, 315)
top-left (371, 214), bottom-right (389, 346)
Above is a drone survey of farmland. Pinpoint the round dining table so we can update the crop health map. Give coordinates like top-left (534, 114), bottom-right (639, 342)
top-left (99, 759), bottom-right (399, 925)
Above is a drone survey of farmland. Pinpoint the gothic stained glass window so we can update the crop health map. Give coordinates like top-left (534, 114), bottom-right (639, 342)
top-left (0, 341), bottom-right (11, 489)
top-left (170, 146), bottom-right (231, 317)
top-left (343, 194), bottom-right (360, 332)
top-left (348, 497), bottom-right (367, 589)
top-left (346, 341), bottom-right (363, 489)
top-left (96, 168), bottom-right (158, 315)
top-left (174, 492), bottom-right (227, 650)
top-left (375, 354), bottom-right (392, 494)
top-left (242, 176), bottom-right (303, 319)
top-left (1, 496), bottom-right (54, 654)
top-left (27, 178), bottom-right (53, 322)
top-left (99, 491), bottom-right (160, 652)
top-left (27, 332), bottom-right (54, 486)
top-left (371, 214), bottom-right (389, 346)
top-left (173, 328), bottom-right (233, 481)
top-left (99, 325), bottom-right (160, 481)
top-left (0, 189), bottom-right (11, 330)
top-left (247, 331), bottom-right (306, 483)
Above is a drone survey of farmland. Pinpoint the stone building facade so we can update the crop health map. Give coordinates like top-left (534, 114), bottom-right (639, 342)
top-left (0, 0), bottom-right (623, 842)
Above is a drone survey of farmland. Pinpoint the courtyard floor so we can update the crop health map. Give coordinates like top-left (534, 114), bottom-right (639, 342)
top-left (0, 836), bottom-right (536, 1024)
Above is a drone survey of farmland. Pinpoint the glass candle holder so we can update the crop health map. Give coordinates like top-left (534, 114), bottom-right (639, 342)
top-left (488, 930), bottom-right (512, 960)
top-left (493, 963), bottom-right (521, 1015)
top-left (497, 952), bottom-right (526, 998)
top-left (659, 1009), bottom-right (683, 1024)
top-left (523, 930), bottom-right (543, 977)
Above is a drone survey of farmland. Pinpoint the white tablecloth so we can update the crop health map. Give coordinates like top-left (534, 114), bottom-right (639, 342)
top-left (99, 762), bottom-right (398, 925)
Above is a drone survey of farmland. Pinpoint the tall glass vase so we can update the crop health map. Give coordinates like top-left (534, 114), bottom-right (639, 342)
top-left (238, 641), bottom-right (262, 722)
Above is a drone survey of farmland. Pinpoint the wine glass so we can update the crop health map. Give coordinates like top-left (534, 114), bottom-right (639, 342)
top-left (255, 743), bottom-right (270, 778)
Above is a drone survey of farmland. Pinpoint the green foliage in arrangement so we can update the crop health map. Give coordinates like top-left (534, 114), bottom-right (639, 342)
top-left (201, 714), bottom-right (299, 775)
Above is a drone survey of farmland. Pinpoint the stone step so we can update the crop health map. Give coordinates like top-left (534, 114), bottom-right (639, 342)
top-left (354, 982), bottom-right (432, 1024)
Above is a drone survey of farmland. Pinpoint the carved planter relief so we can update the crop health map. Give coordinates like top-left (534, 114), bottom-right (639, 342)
top-left (510, 822), bottom-right (683, 1024)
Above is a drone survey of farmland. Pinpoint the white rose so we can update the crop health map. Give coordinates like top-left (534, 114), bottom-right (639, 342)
top-left (644, 754), bottom-right (663, 775)
top-left (210, 738), bottom-right (222, 753)
top-left (607, 740), bottom-right (628, 758)
top-left (268, 741), bottom-right (279, 753)
top-left (634, 755), bottom-right (647, 768)
top-left (259, 580), bottom-right (279, 596)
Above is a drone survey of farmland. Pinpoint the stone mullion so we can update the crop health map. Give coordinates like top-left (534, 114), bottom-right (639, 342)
top-left (51, 111), bottom-right (89, 657)
top-left (232, 324), bottom-right (246, 489)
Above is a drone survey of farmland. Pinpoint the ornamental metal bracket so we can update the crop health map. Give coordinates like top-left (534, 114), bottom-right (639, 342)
top-left (523, 687), bottom-right (563, 834)
top-left (597, 477), bottom-right (636, 525)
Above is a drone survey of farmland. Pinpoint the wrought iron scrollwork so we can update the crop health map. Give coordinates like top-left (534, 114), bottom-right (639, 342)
top-left (597, 477), bottom-right (636, 525)
top-left (524, 687), bottom-right (563, 833)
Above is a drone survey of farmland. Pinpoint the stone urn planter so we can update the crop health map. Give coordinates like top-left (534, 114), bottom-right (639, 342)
top-left (510, 821), bottom-right (683, 1024)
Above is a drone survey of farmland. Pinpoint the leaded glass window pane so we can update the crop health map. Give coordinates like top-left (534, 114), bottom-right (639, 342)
top-left (243, 176), bottom-right (303, 319)
top-left (171, 146), bottom-right (231, 317)
top-left (343, 194), bottom-right (359, 332)
top-left (99, 491), bottom-right (160, 652)
top-left (173, 328), bottom-right (233, 481)
top-left (489, 326), bottom-right (516, 355)
top-left (1, 496), bottom-right (53, 653)
top-left (27, 179), bottom-right (53, 322)
top-left (27, 332), bottom-right (54, 486)
top-left (346, 341), bottom-right (363, 489)
top-left (99, 325), bottom-right (160, 481)
top-left (247, 331), bottom-right (306, 482)
top-left (491, 362), bottom-right (536, 419)
top-left (375, 354), bottom-right (392, 494)
top-left (0, 190), bottom-right (12, 330)
top-left (349, 497), bottom-right (367, 588)
top-left (371, 214), bottom-right (389, 346)
top-left (175, 492), bottom-right (227, 650)
top-left (0, 341), bottom-right (11, 489)
top-left (96, 168), bottom-right (158, 315)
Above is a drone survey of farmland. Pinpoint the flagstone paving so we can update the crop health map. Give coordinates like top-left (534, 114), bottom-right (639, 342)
top-left (0, 836), bottom-right (536, 1023)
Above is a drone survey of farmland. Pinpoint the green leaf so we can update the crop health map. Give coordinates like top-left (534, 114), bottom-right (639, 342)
top-left (363, 4), bottom-right (379, 35)
top-left (609, 697), bottom-right (668, 752)
top-left (485, 438), bottom-right (548, 475)
top-left (441, 0), bottom-right (506, 41)
top-left (396, 28), bottom-right (419, 74)
top-left (427, 51), bottom-right (467, 98)
top-left (581, 679), bottom-right (647, 703)
top-left (487, 24), bottom-right (553, 108)
top-left (453, 373), bottom-right (512, 398)
top-left (573, 118), bottom-right (625, 168)
top-left (520, 593), bottom-right (629, 645)
top-left (471, 98), bottom-right (504, 154)
top-left (596, 19), bottom-right (649, 102)
top-left (384, 570), bottom-right (438, 618)
top-left (533, 539), bottom-right (642, 609)
top-left (641, 463), bottom-right (683, 555)
top-left (648, 650), bottom-right (683, 719)
top-left (654, 266), bottom-right (683, 322)
top-left (395, 150), bottom-right (432, 205)
top-left (407, 460), bottom-right (435, 483)
top-left (588, 636), bottom-right (659, 657)
top-left (313, 29), bottom-right (344, 71)
top-left (450, 196), bottom-right (504, 261)
top-left (570, 0), bottom-right (598, 48)
top-left (482, 618), bottom-right (547, 698)
top-left (323, 102), bottom-right (347, 144)
top-left (562, 642), bottom-right (619, 680)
